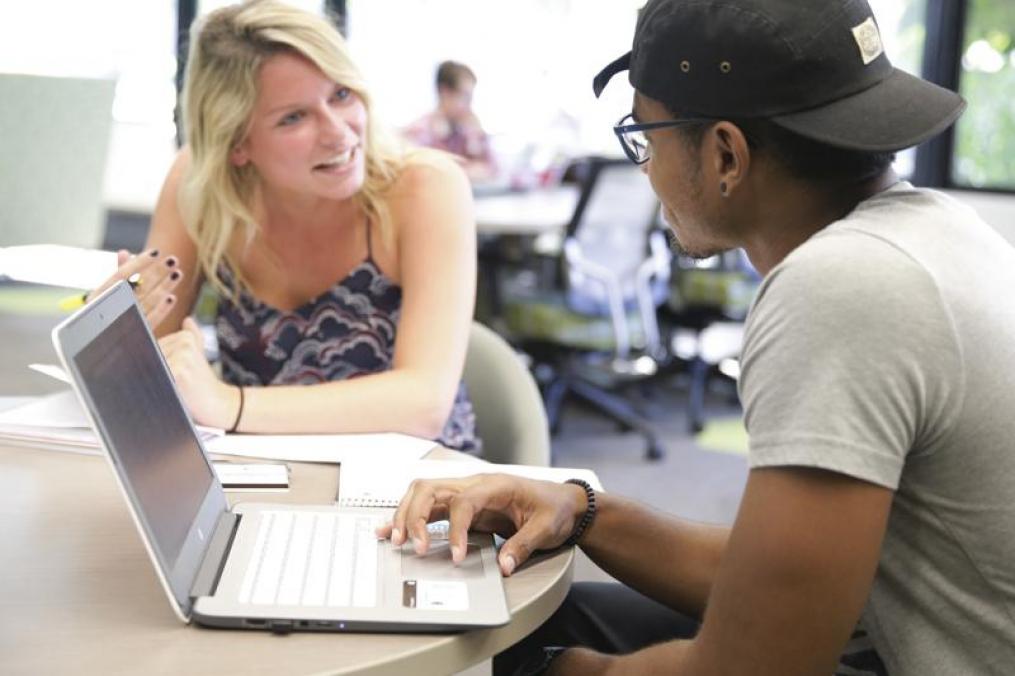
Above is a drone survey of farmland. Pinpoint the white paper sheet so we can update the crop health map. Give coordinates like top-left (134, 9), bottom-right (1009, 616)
top-left (0, 391), bottom-right (434, 464)
top-left (0, 390), bottom-right (88, 428)
top-left (0, 426), bottom-right (103, 454)
top-left (27, 363), bottom-right (72, 384)
top-left (0, 244), bottom-right (118, 289)
top-left (337, 458), bottom-right (604, 507)
top-left (204, 432), bottom-right (437, 464)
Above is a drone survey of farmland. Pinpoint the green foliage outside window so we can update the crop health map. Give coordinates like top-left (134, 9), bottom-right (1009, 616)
top-left (952, 0), bottom-right (1015, 189)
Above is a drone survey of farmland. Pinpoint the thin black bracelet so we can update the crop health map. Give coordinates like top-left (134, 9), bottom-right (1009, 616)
top-left (227, 386), bottom-right (244, 433)
top-left (563, 478), bottom-right (596, 547)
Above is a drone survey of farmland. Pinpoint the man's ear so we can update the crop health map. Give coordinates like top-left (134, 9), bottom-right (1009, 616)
top-left (710, 122), bottom-right (750, 196)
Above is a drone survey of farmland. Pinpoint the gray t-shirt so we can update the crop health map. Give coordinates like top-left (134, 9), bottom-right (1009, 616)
top-left (740, 182), bottom-right (1015, 675)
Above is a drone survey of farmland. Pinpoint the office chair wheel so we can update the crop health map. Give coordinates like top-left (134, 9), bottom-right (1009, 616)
top-left (646, 440), bottom-right (665, 461)
top-left (689, 419), bottom-right (704, 434)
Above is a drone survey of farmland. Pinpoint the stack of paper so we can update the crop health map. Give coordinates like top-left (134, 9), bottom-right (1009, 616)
top-left (0, 390), bottom-right (105, 454)
top-left (0, 390), bottom-right (222, 454)
top-left (4, 364), bottom-right (438, 464)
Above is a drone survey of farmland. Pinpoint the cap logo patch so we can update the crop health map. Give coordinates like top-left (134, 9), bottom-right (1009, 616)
top-left (851, 17), bottom-right (884, 65)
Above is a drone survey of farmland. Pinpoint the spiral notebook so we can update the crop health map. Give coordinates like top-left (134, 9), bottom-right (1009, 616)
top-left (337, 459), bottom-right (604, 507)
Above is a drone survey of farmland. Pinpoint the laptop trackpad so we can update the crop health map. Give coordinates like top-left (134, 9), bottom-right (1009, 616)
top-left (401, 542), bottom-right (485, 579)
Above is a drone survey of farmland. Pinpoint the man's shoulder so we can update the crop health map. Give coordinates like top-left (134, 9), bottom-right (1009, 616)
top-left (763, 224), bottom-right (932, 308)
top-left (823, 183), bottom-right (988, 252)
top-left (745, 216), bottom-right (953, 367)
top-left (765, 184), bottom-right (979, 296)
top-left (778, 183), bottom-right (1010, 302)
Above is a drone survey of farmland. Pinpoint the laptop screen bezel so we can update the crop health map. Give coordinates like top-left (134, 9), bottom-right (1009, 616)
top-left (51, 281), bottom-right (228, 622)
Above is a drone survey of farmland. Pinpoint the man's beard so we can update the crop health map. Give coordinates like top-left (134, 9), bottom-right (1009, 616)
top-left (662, 220), bottom-right (730, 261)
top-left (670, 238), bottom-right (730, 260)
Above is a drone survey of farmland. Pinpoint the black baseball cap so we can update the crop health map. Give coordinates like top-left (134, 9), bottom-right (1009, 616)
top-left (593, 0), bottom-right (966, 152)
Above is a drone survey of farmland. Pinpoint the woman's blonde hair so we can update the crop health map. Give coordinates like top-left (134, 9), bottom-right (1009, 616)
top-left (180, 0), bottom-right (405, 297)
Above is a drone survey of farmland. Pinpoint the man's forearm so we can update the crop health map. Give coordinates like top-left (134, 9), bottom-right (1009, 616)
top-left (579, 492), bottom-right (729, 618)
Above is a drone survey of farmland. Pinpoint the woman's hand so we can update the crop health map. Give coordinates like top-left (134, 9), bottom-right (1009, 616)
top-left (87, 248), bottom-right (184, 330)
top-left (158, 317), bottom-right (239, 428)
top-left (376, 474), bottom-right (588, 577)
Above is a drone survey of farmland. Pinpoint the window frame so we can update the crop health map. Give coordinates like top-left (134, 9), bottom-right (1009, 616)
top-left (914, 0), bottom-right (1014, 194)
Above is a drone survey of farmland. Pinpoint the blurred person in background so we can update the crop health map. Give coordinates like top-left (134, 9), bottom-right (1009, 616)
top-left (404, 60), bottom-right (497, 183)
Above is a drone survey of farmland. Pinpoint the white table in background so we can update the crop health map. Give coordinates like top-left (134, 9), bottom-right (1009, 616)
top-left (474, 185), bottom-right (580, 236)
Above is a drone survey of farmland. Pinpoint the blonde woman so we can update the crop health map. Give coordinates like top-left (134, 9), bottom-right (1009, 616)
top-left (93, 0), bottom-right (478, 451)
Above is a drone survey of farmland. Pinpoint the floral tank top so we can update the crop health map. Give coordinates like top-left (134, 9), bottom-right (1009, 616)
top-left (213, 227), bottom-right (479, 453)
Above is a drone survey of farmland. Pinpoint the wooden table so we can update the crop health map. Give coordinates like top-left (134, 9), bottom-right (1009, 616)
top-left (0, 443), bottom-right (573, 676)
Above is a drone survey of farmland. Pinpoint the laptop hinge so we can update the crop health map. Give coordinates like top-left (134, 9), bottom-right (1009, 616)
top-left (190, 511), bottom-right (241, 599)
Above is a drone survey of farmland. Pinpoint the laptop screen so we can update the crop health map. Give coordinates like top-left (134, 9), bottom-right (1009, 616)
top-left (73, 306), bottom-right (213, 569)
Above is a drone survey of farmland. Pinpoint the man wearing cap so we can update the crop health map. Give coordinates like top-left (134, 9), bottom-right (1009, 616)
top-left (380, 0), bottom-right (1015, 674)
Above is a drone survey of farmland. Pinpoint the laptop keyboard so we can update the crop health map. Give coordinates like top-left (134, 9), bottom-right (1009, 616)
top-left (238, 511), bottom-right (382, 607)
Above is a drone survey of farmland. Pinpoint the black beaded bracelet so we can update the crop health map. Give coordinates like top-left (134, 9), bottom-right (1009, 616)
top-left (563, 478), bottom-right (597, 547)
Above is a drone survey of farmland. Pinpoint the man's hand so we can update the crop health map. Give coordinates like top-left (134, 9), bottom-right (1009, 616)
top-left (376, 474), bottom-right (588, 576)
top-left (158, 317), bottom-right (238, 428)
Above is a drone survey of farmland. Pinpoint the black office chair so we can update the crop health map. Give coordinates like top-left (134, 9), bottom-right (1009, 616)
top-left (500, 157), bottom-right (671, 460)
top-left (658, 247), bottom-right (760, 433)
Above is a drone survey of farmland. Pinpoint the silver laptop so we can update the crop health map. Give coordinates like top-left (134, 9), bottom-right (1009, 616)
top-left (52, 281), bottom-right (509, 632)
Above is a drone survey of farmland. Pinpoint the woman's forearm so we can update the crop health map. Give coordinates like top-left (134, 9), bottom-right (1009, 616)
top-left (232, 368), bottom-right (456, 438)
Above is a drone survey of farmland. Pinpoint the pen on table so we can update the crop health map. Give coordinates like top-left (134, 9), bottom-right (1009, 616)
top-left (58, 273), bottom-right (142, 311)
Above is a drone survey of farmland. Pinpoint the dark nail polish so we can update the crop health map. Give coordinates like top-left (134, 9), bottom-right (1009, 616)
top-left (165, 258), bottom-right (176, 268)
top-left (170, 271), bottom-right (181, 281)
top-left (165, 296), bottom-right (174, 304)
top-left (149, 249), bottom-right (160, 257)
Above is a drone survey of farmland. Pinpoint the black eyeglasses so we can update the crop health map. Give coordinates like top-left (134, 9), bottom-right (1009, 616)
top-left (613, 113), bottom-right (712, 164)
